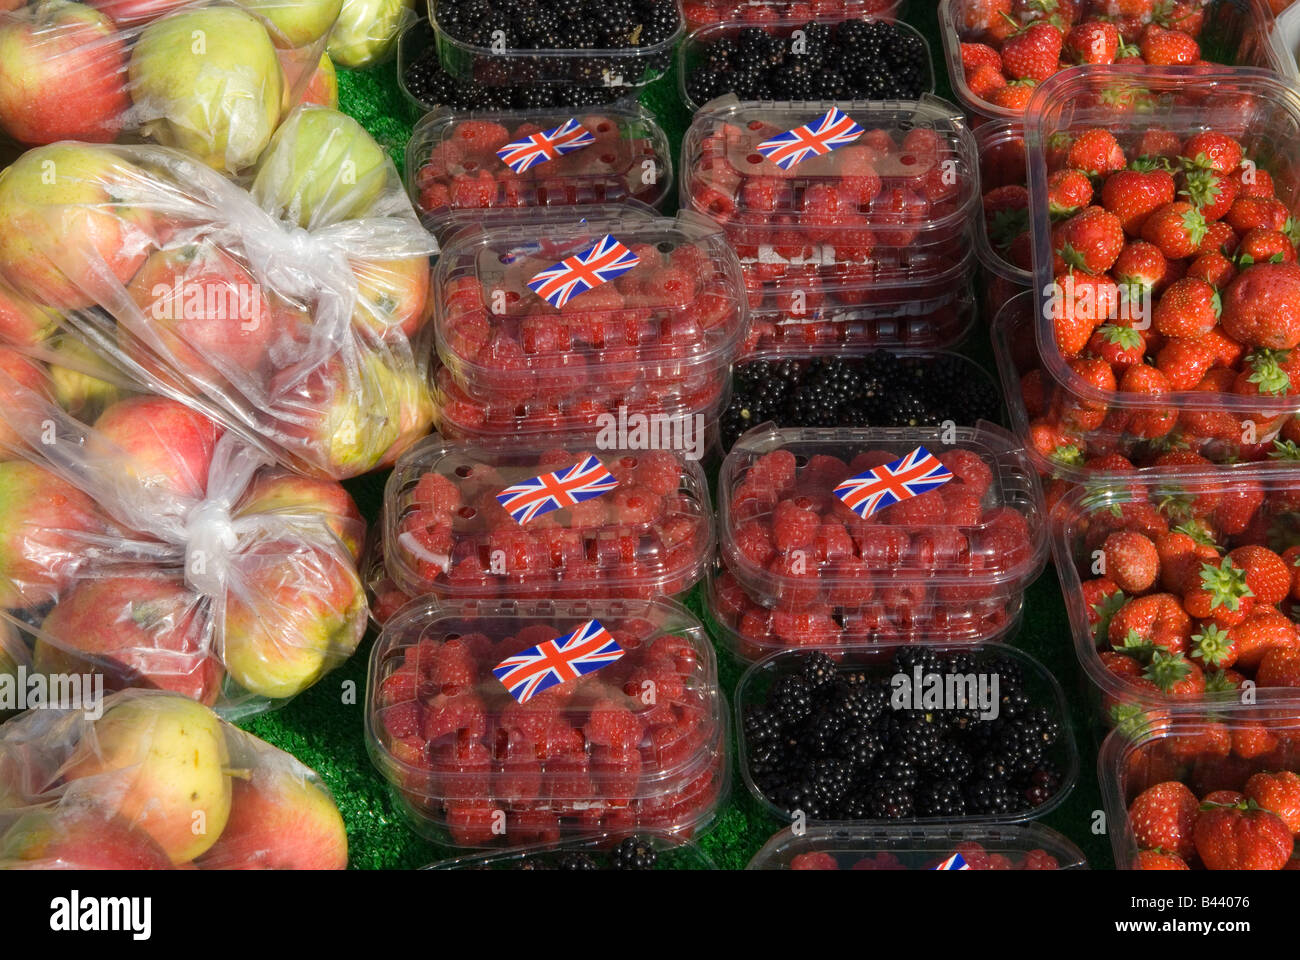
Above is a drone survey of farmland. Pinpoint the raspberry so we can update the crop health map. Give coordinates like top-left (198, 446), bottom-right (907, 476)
top-left (487, 527), bottom-right (549, 576)
top-left (476, 334), bottom-right (535, 403)
top-left (940, 486), bottom-right (985, 526)
top-left (451, 119), bottom-right (510, 154)
top-left (770, 498), bottom-right (821, 551)
top-left (880, 489), bottom-right (946, 525)
top-left (507, 809), bottom-right (562, 845)
top-left (450, 170), bottom-right (498, 209)
top-left (432, 737), bottom-right (491, 798)
top-left (445, 804), bottom-right (498, 845)
top-left (378, 665), bottom-right (418, 707)
top-left (826, 557), bottom-right (874, 606)
top-left (939, 449), bottom-right (993, 496)
top-left (538, 721), bottom-right (586, 760)
top-left (646, 633), bottom-right (699, 673)
top-left (952, 841), bottom-right (989, 869)
top-left (814, 522), bottom-right (854, 561)
top-left (911, 527), bottom-right (971, 569)
top-left (766, 551), bottom-right (822, 608)
top-left (770, 608), bottom-right (840, 647)
top-left (537, 526), bottom-right (584, 568)
top-left (381, 702), bottom-right (420, 740)
top-left (412, 472), bottom-right (462, 520)
top-left (547, 757), bottom-right (593, 801)
top-left (854, 525), bottom-right (910, 565)
top-left (644, 267), bottom-right (696, 308)
top-left (627, 660), bottom-right (686, 707)
top-left (1021, 849), bottom-right (1060, 870)
top-left (731, 520), bottom-right (773, 566)
top-left (740, 176), bottom-right (782, 212)
top-left (421, 692), bottom-right (486, 742)
top-left (422, 638), bottom-right (476, 688)
top-left (520, 315), bottom-right (571, 354)
top-left (979, 507), bottom-right (1033, 570)
top-left (501, 700), bottom-right (559, 744)
top-left (584, 699), bottom-right (644, 751)
top-left (609, 485), bottom-right (665, 525)
top-left (592, 746), bottom-right (642, 802)
top-left (791, 852), bottom-right (839, 870)
top-left (671, 243), bottom-right (715, 289)
top-left (566, 498), bottom-right (609, 528)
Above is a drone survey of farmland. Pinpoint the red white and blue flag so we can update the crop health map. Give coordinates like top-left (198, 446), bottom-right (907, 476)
top-left (756, 107), bottom-right (864, 171)
top-left (496, 118), bottom-right (595, 173)
top-left (495, 455), bottom-right (619, 525)
top-left (527, 234), bottom-right (640, 308)
top-left (492, 619), bottom-right (625, 704)
top-left (832, 446), bottom-right (953, 520)
top-left (933, 852), bottom-right (970, 870)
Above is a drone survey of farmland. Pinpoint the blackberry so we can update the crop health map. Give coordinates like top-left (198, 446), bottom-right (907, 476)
top-left (743, 706), bottom-right (783, 745)
top-left (917, 780), bottom-right (967, 817)
top-left (686, 68), bottom-right (726, 107)
top-left (1022, 705), bottom-right (1062, 748)
top-left (890, 718), bottom-right (942, 767)
top-left (993, 719), bottom-right (1047, 775)
top-left (885, 390), bottom-right (938, 428)
top-left (871, 755), bottom-right (919, 791)
top-left (514, 84), bottom-right (557, 108)
top-left (996, 687), bottom-right (1033, 721)
top-left (558, 851), bottom-right (601, 870)
top-left (612, 837), bottom-right (658, 870)
top-left (831, 681), bottom-right (889, 726)
top-left (801, 651), bottom-right (838, 696)
top-left (800, 709), bottom-right (845, 757)
top-left (924, 743), bottom-right (974, 782)
top-left (965, 778), bottom-right (1019, 816)
top-left (770, 674), bottom-right (814, 728)
top-left (639, 0), bottom-right (682, 44)
top-left (987, 654), bottom-right (1026, 692)
top-left (404, 50), bottom-right (462, 108)
top-left (1023, 765), bottom-right (1063, 808)
top-left (867, 780), bottom-right (914, 819)
top-left (835, 725), bottom-right (884, 770)
top-left (809, 757), bottom-right (854, 808)
top-left (892, 645), bottom-right (945, 679)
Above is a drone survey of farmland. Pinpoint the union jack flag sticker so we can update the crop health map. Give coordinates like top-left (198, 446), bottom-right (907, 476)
top-left (755, 107), bottom-right (864, 171)
top-left (495, 118), bottom-right (595, 174)
top-left (495, 454), bottom-right (619, 525)
top-left (526, 233), bottom-right (640, 309)
top-left (492, 619), bottom-right (625, 704)
top-left (933, 853), bottom-right (970, 870)
top-left (832, 446), bottom-right (953, 520)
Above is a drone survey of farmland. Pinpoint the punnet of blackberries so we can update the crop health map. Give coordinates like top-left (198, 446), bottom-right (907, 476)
top-left (721, 351), bottom-right (1003, 450)
top-left (686, 19), bottom-right (929, 107)
top-left (434, 0), bottom-right (683, 50)
top-left (742, 650), bottom-right (1067, 821)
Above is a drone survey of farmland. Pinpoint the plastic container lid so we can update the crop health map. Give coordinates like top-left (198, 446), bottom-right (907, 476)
top-left (406, 104), bottom-right (674, 230)
top-left (1099, 710), bottom-right (1300, 870)
top-left (746, 822), bottom-right (1089, 869)
top-left (717, 421), bottom-right (1049, 610)
top-left (426, 832), bottom-right (717, 868)
top-left (736, 643), bottom-right (1079, 825)
top-left (365, 596), bottom-right (727, 844)
top-left (973, 118), bottom-right (1031, 289)
top-left (381, 436), bottom-right (715, 601)
top-left (682, 0), bottom-right (906, 32)
top-left (432, 211), bottom-right (748, 401)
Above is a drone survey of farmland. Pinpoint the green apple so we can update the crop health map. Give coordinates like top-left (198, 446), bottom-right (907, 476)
top-left (251, 105), bottom-right (386, 228)
top-left (238, 0), bottom-right (340, 48)
top-left (63, 694), bottom-right (232, 863)
top-left (326, 0), bottom-right (411, 69)
top-left (47, 335), bottom-right (128, 422)
top-left (128, 7), bottom-right (284, 173)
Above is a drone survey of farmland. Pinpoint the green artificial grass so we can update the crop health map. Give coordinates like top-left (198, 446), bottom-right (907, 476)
top-left (239, 4), bottom-right (1116, 870)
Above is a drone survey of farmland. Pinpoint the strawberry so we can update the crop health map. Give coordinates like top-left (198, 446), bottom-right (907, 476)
top-left (1060, 355), bottom-right (1117, 429)
top-left (1226, 196), bottom-right (1290, 233)
top-left (1049, 272), bottom-right (1118, 353)
top-left (988, 81), bottom-right (1039, 111)
top-left (1258, 644), bottom-right (1300, 687)
top-left (1185, 251), bottom-right (1237, 289)
top-left (1001, 21), bottom-right (1065, 81)
top-left (1184, 557), bottom-right (1255, 626)
top-left (1237, 228), bottom-right (1298, 265)
top-left (1113, 239), bottom-right (1169, 294)
top-left (1138, 23), bottom-right (1200, 64)
top-left (1144, 648), bottom-right (1205, 697)
top-left (1053, 205), bottom-right (1125, 274)
top-left (1066, 128), bottom-right (1126, 177)
top-left (1136, 127), bottom-right (1183, 160)
top-left (960, 41), bottom-right (1003, 74)
top-left (1155, 336), bottom-right (1215, 391)
top-left (1157, 0), bottom-right (1205, 36)
top-left (1179, 166), bottom-right (1238, 221)
top-left (1119, 364), bottom-right (1177, 437)
top-left (1135, 850), bottom-right (1190, 869)
top-left (967, 63), bottom-right (1009, 102)
top-left (1152, 276), bottom-right (1221, 339)
top-left (1229, 609), bottom-right (1297, 672)
top-left (1221, 262), bottom-right (1300, 350)
top-left (961, 0), bottom-right (1014, 34)
top-left (1066, 19), bottom-right (1119, 63)
top-left (1109, 592), bottom-right (1192, 654)
top-left (1088, 322), bottom-right (1147, 371)
top-left (1128, 780), bottom-right (1199, 858)
top-left (1155, 526), bottom-right (1220, 592)
top-left (1226, 545), bottom-right (1292, 605)
top-left (1141, 201), bottom-right (1209, 259)
top-left (1101, 168), bottom-right (1176, 236)
top-left (1047, 167), bottom-right (1093, 217)
top-left (1199, 219), bottom-right (1240, 256)
top-left (1182, 131), bottom-right (1245, 175)
top-left (1231, 165), bottom-right (1274, 200)
top-left (1103, 530), bottom-right (1160, 593)
top-left (1245, 771), bottom-right (1300, 834)
top-left (1194, 799), bottom-right (1294, 870)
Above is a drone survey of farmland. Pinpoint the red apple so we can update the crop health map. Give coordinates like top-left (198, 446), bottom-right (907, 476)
top-left (0, 346), bottom-right (51, 453)
top-left (352, 255), bottom-right (431, 340)
top-left (0, 1), bottom-right (130, 144)
top-left (296, 51), bottom-right (338, 108)
top-left (124, 241), bottom-right (277, 385)
top-left (1, 806), bottom-right (175, 869)
top-left (196, 768), bottom-right (347, 869)
top-left (91, 396), bottom-right (222, 502)
top-left (0, 460), bottom-right (106, 609)
top-left (0, 278), bottom-right (59, 347)
top-left (34, 573), bottom-right (223, 705)
top-left (235, 468), bottom-right (364, 560)
top-left (83, 0), bottom-right (192, 24)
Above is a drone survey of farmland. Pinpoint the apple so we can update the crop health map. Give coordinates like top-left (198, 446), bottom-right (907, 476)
top-left (0, 0), bottom-right (25, 12)
top-left (0, 279), bottom-right (59, 347)
top-left (0, 346), bottom-right (51, 454)
top-left (376, 358), bottom-right (433, 469)
top-left (221, 537), bottom-right (365, 699)
top-left (46, 335), bottom-right (126, 422)
top-left (195, 766), bottom-right (346, 869)
top-left (1, 806), bottom-right (175, 869)
top-left (124, 241), bottom-right (276, 386)
top-left (250, 105), bottom-right (386, 228)
top-left (62, 693), bottom-right (231, 863)
top-left (352, 255), bottom-right (431, 341)
top-left (128, 7), bottom-right (284, 173)
top-left (34, 573), bottom-right (223, 705)
top-left (238, 0), bottom-right (340, 48)
top-left (0, 143), bottom-right (157, 309)
top-left (234, 468), bottom-right (364, 560)
top-left (84, 0), bottom-right (192, 25)
top-left (0, 460), bottom-right (106, 609)
top-left (327, 0), bottom-right (411, 69)
top-left (294, 51), bottom-right (338, 109)
top-left (91, 396), bottom-right (222, 503)
top-left (0, 618), bottom-right (24, 718)
top-left (0, 1), bottom-right (131, 145)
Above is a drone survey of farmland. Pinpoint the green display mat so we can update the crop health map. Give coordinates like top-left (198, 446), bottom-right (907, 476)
top-left (239, 1), bottom-right (1116, 870)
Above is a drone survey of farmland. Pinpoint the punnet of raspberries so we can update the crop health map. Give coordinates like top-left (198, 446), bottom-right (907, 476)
top-left (682, 0), bottom-right (902, 32)
top-left (785, 841), bottom-right (1068, 870)
top-left (1060, 467), bottom-right (1300, 720)
top-left (386, 443), bottom-right (712, 601)
top-left (948, 0), bottom-right (1225, 115)
top-left (740, 649), bottom-right (1071, 822)
top-left (369, 599), bottom-right (726, 846)
top-left (684, 18), bottom-right (931, 108)
top-left (409, 109), bottom-right (672, 227)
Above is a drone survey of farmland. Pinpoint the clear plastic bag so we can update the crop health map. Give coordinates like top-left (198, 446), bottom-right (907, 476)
top-left (0, 104), bottom-right (438, 479)
top-left (0, 688), bottom-right (348, 868)
top-left (0, 0), bottom-right (340, 173)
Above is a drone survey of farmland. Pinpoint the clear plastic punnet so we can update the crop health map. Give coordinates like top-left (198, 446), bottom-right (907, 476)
top-left (381, 436), bottom-right (715, 602)
top-left (0, 0), bottom-right (339, 173)
top-left (747, 822), bottom-right (1088, 869)
top-left (1099, 710), bottom-right (1300, 870)
top-left (432, 211), bottom-right (747, 407)
top-left (427, 832), bottom-right (717, 868)
top-left (973, 118), bottom-right (1031, 321)
top-left (681, 0), bottom-right (904, 33)
top-left (0, 107), bottom-right (438, 480)
top-left (1025, 67), bottom-right (1300, 466)
top-left (0, 688), bottom-right (349, 869)
top-left (406, 104), bottom-right (674, 232)
top-left (0, 356), bottom-right (367, 718)
top-left (736, 644), bottom-right (1078, 826)
top-left (939, 0), bottom-right (1282, 122)
top-left (717, 422), bottom-right (1049, 614)
top-left (364, 597), bottom-right (728, 847)
top-left (428, 0), bottom-right (682, 93)
top-left (1051, 469), bottom-right (1300, 732)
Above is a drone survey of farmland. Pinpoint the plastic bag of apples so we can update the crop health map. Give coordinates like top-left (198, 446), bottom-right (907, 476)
top-left (0, 104), bottom-right (438, 480)
top-left (0, 0), bottom-right (341, 173)
top-left (0, 689), bottom-right (348, 869)
top-left (0, 344), bottom-right (368, 715)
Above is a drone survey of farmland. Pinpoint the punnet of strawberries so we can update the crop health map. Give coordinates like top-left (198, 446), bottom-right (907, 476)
top-left (1058, 469), bottom-right (1300, 717)
top-left (1112, 718), bottom-right (1300, 869)
top-left (946, 0), bottom-right (1270, 116)
top-left (367, 599), bottom-right (726, 846)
